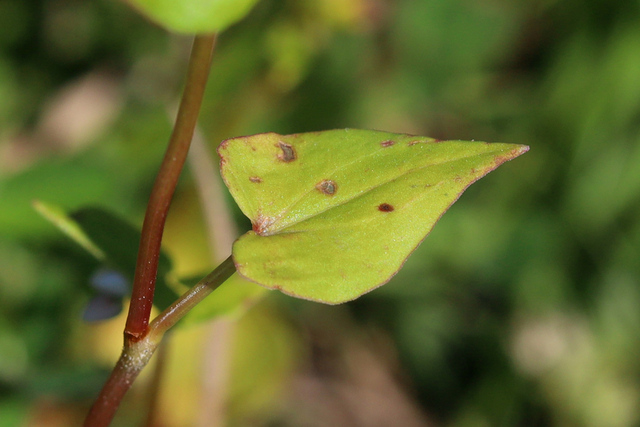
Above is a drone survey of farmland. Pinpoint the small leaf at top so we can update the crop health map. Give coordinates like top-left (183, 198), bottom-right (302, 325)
top-left (125, 0), bottom-right (261, 34)
top-left (219, 129), bottom-right (528, 304)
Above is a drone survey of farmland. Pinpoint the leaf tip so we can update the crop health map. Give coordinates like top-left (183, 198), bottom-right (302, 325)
top-left (498, 144), bottom-right (530, 165)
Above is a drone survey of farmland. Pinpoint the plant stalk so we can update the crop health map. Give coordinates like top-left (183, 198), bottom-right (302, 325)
top-left (84, 256), bottom-right (236, 426)
top-left (83, 33), bottom-right (218, 426)
top-left (83, 338), bottom-right (158, 427)
top-left (148, 255), bottom-right (236, 342)
top-left (125, 33), bottom-right (217, 340)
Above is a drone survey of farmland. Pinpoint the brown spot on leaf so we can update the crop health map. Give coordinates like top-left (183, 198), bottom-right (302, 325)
top-left (378, 203), bottom-right (394, 212)
top-left (277, 141), bottom-right (296, 162)
top-left (408, 140), bottom-right (421, 146)
top-left (381, 140), bottom-right (395, 147)
top-left (253, 213), bottom-right (276, 236)
top-left (316, 179), bottom-right (337, 196)
top-left (249, 176), bottom-right (262, 183)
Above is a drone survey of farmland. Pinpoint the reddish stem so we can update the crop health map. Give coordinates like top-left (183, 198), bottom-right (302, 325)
top-left (83, 34), bottom-right (217, 427)
top-left (83, 256), bottom-right (236, 426)
top-left (83, 338), bottom-right (157, 427)
top-left (125, 34), bottom-right (217, 340)
top-left (83, 361), bottom-right (135, 427)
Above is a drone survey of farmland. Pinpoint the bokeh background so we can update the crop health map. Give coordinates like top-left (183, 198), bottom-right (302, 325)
top-left (2, 0), bottom-right (640, 426)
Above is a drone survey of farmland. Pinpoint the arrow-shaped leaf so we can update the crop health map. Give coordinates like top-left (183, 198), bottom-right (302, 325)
top-left (219, 129), bottom-right (528, 304)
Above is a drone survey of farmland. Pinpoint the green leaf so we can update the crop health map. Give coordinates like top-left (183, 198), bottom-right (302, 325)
top-left (219, 129), bottom-right (528, 304)
top-left (125, 0), bottom-right (261, 34)
top-left (34, 204), bottom-right (180, 311)
top-left (33, 201), bottom-right (105, 260)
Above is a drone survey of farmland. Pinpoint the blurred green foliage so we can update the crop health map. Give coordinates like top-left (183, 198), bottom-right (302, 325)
top-left (1, 0), bottom-right (640, 426)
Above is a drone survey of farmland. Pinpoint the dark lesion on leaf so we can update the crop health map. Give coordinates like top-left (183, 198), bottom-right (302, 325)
top-left (316, 179), bottom-right (337, 196)
top-left (378, 203), bottom-right (394, 212)
top-left (380, 140), bottom-right (395, 147)
top-left (277, 141), bottom-right (296, 162)
top-left (253, 213), bottom-right (275, 236)
top-left (249, 176), bottom-right (262, 183)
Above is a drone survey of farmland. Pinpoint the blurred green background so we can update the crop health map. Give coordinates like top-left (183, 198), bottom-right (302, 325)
top-left (1, 0), bottom-right (640, 426)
